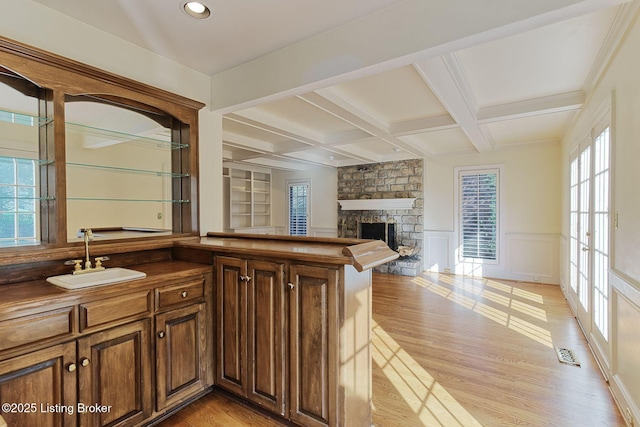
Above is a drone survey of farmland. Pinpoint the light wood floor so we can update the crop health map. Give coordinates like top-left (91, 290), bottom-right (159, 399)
top-left (156, 272), bottom-right (625, 427)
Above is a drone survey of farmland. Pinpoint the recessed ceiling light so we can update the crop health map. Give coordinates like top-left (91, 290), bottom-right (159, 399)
top-left (328, 155), bottom-right (335, 161)
top-left (182, 1), bottom-right (211, 19)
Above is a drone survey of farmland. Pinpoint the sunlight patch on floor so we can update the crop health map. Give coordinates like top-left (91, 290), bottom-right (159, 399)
top-left (411, 275), bottom-right (553, 348)
top-left (372, 320), bottom-right (483, 427)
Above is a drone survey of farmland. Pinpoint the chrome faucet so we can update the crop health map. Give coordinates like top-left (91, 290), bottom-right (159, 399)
top-left (64, 227), bottom-right (109, 274)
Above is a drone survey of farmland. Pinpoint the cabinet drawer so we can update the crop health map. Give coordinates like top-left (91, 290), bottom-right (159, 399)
top-left (0, 307), bottom-right (74, 352)
top-left (80, 290), bottom-right (151, 332)
top-left (156, 279), bottom-right (204, 310)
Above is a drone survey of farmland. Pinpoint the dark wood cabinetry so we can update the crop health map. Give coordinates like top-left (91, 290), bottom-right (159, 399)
top-left (156, 302), bottom-right (207, 411)
top-left (77, 320), bottom-right (152, 427)
top-left (215, 256), bottom-right (286, 415)
top-left (0, 262), bottom-right (212, 427)
top-left (0, 342), bottom-right (77, 427)
top-left (288, 264), bottom-right (339, 427)
top-left (210, 244), bottom-right (376, 427)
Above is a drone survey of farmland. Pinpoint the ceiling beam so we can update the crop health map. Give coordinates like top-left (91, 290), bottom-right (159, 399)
top-left (211, 0), bottom-right (627, 113)
top-left (413, 55), bottom-right (494, 153)
top-left (299, 88), bottom-right (428, 158)
top-left (476, 91), bottom-right (585, 123)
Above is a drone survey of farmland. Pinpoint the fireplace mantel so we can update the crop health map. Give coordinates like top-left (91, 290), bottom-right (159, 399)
top-left (338, 198), bottom-right (416, 210)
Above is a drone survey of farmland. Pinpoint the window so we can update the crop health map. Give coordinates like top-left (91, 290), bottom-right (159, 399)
top-left (288, 181), bottom-right (309, 236)
top-left (0, 157), bottom-right (38, 246)
top-left (459, 168), bottom-right (499, 261)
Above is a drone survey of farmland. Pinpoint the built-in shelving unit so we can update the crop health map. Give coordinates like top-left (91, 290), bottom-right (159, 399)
top-left (224, 167), bottom-right (271, 230)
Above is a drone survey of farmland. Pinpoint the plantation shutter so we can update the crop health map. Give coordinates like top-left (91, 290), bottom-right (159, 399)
top-left (459, 169), bottom-right (498, 261)
top-left (288, 183), bottom-right (308, 236)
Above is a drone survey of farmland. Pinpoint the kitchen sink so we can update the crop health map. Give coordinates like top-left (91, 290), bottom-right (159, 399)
top-left (47, 267), bottom-right (146, 290)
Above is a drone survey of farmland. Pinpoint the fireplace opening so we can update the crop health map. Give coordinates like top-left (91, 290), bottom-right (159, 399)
top-left (360, 222), bottom-right (396, 251)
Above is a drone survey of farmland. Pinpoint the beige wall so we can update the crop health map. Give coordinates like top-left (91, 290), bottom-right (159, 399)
top-left (561, 9), bottom-right (640, 423)
top-left (271, 167), bottom-right (338, 236)
top-left (424, 143), bottom-right (562, 282)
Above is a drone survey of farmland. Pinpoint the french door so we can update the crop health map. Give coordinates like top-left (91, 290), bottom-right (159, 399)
top-left (569, 123), bottom-right (611, 364)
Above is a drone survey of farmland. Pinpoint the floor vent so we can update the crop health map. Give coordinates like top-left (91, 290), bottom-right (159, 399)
top-left (555, 347), bottom-right (581, 366)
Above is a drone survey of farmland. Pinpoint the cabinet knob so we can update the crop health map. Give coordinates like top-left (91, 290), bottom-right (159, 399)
top-left (67, 363), bottom-right (77, 372)
top-left (181, 291), bottom-right (188, 298)
top-left (81, 358), bottom-right (90, 367)
top-left (245, 275), bottom-right (252, 282)
top-left (158, 331), bottom-right (165, 338)
top-left (288, 282), bottom-right (295, 290)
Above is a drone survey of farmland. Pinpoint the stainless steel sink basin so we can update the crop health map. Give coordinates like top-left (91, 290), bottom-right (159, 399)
top-left (46, 267), bottom-right (146, 290)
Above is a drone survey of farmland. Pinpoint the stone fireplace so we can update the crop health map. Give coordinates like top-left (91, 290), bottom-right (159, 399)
top-left (338, 159), bottom-right (423, 276)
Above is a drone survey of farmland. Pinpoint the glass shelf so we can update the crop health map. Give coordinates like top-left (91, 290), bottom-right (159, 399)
top-left (66, 162), bottom-right (188, 178)
top-left (67, 197), bottom-right (190, 203)
top-left (0, 196), bottom-right (55, 201)
top-left (65, 122), bottom-right (188, 150)
top-left (0, 155), bottom-right (53, 165)
top-left (0, 108), bottom-right (51, 126)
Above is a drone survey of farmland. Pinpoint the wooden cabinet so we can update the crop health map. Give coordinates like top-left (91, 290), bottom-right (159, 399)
top-left (214, 251), bottom-right (372, 427)
top-left (77, 320), bottom-right (152, 427)
top-left (288, 264), bottom-right (339, 427)
top-left (215, 256), bottom-right (286, 415)
top-left (155, 302), bottom-right (207, 410)
top-left (0, 342), bottom-right (77, 427)
top-left (0, 262), bottom-right (213, 427)
top-left (0, 320), bottom-right (151, 427)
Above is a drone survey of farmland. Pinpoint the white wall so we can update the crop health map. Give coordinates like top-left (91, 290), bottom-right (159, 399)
top-left (561, 8), bottom-right (640, 424)
top-left (271, 167), bottom-right (338, 237)
top-left (424, 143), bottom-right (562, 283)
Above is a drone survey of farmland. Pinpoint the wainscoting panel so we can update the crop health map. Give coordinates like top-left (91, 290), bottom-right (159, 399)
top-left (610, 270), bottom-right (640, 426)
top-left (505, 233), bottom-right (560, 284)
top-left (424, 231), bottom-right (560, 284)
top-left (423, 231), bottom-right (454, 273)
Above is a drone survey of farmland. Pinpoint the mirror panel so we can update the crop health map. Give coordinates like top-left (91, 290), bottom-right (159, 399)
top-left (0, 70), bottom-right (42, 247)
top-left (65, 98), bottom-right (177, 241)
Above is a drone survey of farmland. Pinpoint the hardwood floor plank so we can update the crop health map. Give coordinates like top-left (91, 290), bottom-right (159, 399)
top-left (156, 272), bottom-right (625, 427)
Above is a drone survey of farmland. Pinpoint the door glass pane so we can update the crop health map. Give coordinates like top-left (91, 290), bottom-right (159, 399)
top-left (592, 127), bottom-right (610, 341)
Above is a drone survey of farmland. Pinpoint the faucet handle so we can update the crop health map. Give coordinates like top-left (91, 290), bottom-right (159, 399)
top-left (94, 256), bottom-right (110, 268)
top-left (64, 259), bottom-right (83, 272)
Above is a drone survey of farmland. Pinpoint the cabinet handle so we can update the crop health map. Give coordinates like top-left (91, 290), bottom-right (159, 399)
top-left (244, 275), bottom-right (252, 282)
top-left (158, 331), bottom-right (165, 338)
top-left (181, 291), bottom-right (188, 298)
top-left (288, 282), bottom-right (295, 290)
top-left (80, 358), bottom-right (90, 367)
top-left (67, 363), bottom-right (77, 372)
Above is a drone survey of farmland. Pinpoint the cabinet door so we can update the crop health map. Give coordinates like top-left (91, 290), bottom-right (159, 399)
top-left (288, 265), bottom-right (339, 427)
top-left (0, 342), bottom-right (76, 427)
top-left (246, 260), bottom-right (286, 415)
top-left (156, 302), bottom-right (207, 410)
top-left (77, 319), bottom-right (152, 427)
top-left (215, 256), bottom-right (247, 396)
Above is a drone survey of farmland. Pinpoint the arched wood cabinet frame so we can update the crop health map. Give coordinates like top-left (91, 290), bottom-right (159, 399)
top-left (0, 36), bottom-right (204, 257)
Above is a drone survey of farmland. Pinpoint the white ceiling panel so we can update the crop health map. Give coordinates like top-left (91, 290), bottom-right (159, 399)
top-left (484, 111), bottom-right (576, 147)
top-left (334, 66), bottom-right (449, 123)
top-left (456, 6), bottom-right (621, 107)
top-left (401, 128), bottom-right (476, 156)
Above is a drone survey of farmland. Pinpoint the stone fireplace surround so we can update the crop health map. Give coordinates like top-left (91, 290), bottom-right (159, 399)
top-left (337, 159), bottom-right (423, 276)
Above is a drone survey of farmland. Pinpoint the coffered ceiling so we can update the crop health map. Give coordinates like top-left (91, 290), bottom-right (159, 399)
top-left (32, 0), bottom-right (638, 170)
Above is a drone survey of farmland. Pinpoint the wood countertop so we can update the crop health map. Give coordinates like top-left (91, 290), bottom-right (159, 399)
top-left (0, 260), bottom-right (211, 320)
top-left (176, 232), bottom-right (399, 272)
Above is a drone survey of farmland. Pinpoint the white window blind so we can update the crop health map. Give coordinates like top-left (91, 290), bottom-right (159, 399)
top-left (288, 182), bottom-right (308, 236)
top-left (459, 169), bottom-right (498, 261)
top-left (0, 157), bottom-right (38, 246)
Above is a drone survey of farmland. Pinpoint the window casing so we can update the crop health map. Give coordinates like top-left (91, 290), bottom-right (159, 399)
top-left (458, 168), bottom-right (500, 263)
